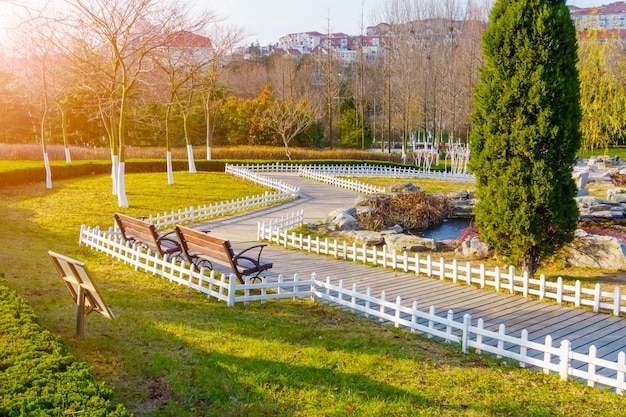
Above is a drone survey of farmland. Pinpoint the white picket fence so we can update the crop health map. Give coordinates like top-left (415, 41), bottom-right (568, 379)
top-left (138, 167), bottom-right (300, 229)
top-left (299, 168), bottom-right (386, 194)
top-left (229, 162), bottom-right (476, 182)
top-left (257, 210), bottom-right (305, 240)
top-left (78, 223), bottom-right (626, 393)
top-left (257, 223), bottom-right (626, 317)
top-left (225, 164), bottom-right (300, 195)
top-left (78, 224), bottom-right (313, 306)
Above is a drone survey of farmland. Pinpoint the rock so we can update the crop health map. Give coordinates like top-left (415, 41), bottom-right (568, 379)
top-left (455, 236), bottom-right (491, 259)
top-left (343, 231), bottom-right (385, 246)
top-left (353, 195), bottom-right (372, 207)
top-left (384, 233), bottom-right (436, 252)
top-left (354, 206), bottom-right (374, 217)
top-left (563, 231), bottom-right (626, 270)
top-left (608, 190), bottom-right (626, 203)
top-left (327, 207), bottom-right (356, 219)
top-left (589, 210), bottom-right (624, 221)
top-left (450, 200), bottom-right (475, 219)
top-left (447, 190), bottom-right (469, 200)
top-left (384, 224), bottom-right (403, 234)
top-left (573, 170), bottom-right (589, 189)
top-left (389, 182), bottom-right (420, 193)
top-left (331, 212), bottom-right (357, 231)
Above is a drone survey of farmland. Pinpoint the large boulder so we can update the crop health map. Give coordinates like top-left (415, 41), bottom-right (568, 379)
top-left (384, 233), bottom-right (436, 252)
top-left (455, 236), bottom-right (491, 259)
top-left (342, 231), bottom-right (385, 246)
top-left (563, 230), bottom-right (626, 270)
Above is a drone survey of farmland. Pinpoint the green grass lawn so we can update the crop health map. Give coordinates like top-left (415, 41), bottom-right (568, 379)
top-left (1, 170), bottom-right (625, 416)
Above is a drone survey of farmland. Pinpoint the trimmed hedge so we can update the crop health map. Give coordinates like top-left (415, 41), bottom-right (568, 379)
top-left (0, 276), bottom-right (131, 417)
top-left (0, 158), bottom-right (435, 189)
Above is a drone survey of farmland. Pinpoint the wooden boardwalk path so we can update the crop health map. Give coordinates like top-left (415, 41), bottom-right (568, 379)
top-left (201, 174), bottom-right (626, 365)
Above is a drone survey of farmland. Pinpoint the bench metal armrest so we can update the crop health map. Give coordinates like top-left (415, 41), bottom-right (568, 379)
top-left (232, 244), bottom-right (267, 265)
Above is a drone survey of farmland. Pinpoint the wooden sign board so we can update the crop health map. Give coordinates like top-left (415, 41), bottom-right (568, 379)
top-left (48, 251), bottom-right (114, 337)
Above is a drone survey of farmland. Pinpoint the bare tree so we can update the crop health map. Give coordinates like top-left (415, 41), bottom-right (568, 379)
top-left (11, 3), bottom-right (65, 188)
top-left (151, 5), bottom-right (218, 183)
top-left (198, 22), bottom-right (245, 160)
top-left (265, 100), bottom-right (318, 160)
top-left (64, 0), bottom-right (176, 207)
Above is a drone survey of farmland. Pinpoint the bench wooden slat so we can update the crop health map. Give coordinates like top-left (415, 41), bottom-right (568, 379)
top-left (114, 213), bottom-right (180, 258)
top-left (175, 225), bottom-right (273, 283)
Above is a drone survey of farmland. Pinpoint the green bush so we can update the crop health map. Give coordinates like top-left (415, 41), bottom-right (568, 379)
top-left (0, 276), bottom-right (131, 417)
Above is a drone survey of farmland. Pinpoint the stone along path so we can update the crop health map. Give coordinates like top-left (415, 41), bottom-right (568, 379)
top-left (196, 173), bottom-right (626, 371)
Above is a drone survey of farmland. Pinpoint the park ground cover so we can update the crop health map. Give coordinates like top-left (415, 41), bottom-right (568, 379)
top-left (0, 166), bottom-right (625, 416)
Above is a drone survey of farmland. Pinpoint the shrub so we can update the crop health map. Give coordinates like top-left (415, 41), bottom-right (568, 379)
top-left (0, 276), bottom-right (131, 417)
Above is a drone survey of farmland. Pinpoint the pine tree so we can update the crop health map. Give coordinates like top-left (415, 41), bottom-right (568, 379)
top-left (469, 0), bottom-right (581, 276)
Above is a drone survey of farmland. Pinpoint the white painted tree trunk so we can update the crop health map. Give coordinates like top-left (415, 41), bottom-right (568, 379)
top-left (187, 144), bottom-right (197, 173)
top-left (166, 151), bottom-right (174, 185)
top-left (64, 147), bottom-right (71, 164)
top-left (117, 161), bottom-right (129, 208)
top-left (111, 153), bottom-right (119, 195)
top-left (206, 145), bottom-right (212, 160)
top-left (43, 152), bottom-right (52, 189)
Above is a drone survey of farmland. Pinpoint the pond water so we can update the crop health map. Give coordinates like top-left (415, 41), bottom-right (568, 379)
top-left (410, 218), bottom-right (471, 241)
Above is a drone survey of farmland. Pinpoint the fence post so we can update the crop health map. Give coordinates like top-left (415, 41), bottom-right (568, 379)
top-left (494, 266), bottom-right (500, 292)
top-left (462, 314), bottom-right (471, 354)
top-left (497, 324), bottom-right (505, 358)
top-left (395, 296), bottom-right (402, 328)
top-left (559, 340), bottom-right (571, 381)
top-left (365, 288), bottom-right (371, 318)
top-left (439, 257), bottom-right (445, 280)
top-left (411, 301), bottom-right (419, 334)
top-left (452, 259), bottom-right (458, 283)
top-left (509, 265), bottom-right (516, 294)
top-left (475, 319), bottom-right (484, 354)
top-left (614, 286), bottom-right (622, 317)
top-left (588, 345), bottom-right (597, 387)
top-left (593, 283), bottom-right (601, 313)
top-left (618, 352), bottom-right (625, 395)
top-left (227, 274), bottom-right (237, 307)
top-left (379, 292), bottom-right (386, 323)
top-left (427, 305), bottom-right (435, 339)
top-left (310, 272), bottom-right (317, 301)
top-left (520, 329), bottom-right (528, 368)
top-left (543, 335), bottom-right (553, 374)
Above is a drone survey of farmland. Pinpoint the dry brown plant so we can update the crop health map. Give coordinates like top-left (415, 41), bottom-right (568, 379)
top-left (357, 191), bottom-right (454, 231)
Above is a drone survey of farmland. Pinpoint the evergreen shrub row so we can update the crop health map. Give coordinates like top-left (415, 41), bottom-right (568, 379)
top-left (0, 276), bottom-right (131, 416)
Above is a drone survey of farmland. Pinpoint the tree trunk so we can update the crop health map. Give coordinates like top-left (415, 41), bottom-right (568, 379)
top-left (43, 152), bottom-right (52, 189)
top-left (186, 144), bottom-right (197, 173)
top-left (166, 150), bottom-right (174, 185)
top-left (116, 161), bottom-right (129, 208)
top-left (110, 152), bottom-right (119, 195)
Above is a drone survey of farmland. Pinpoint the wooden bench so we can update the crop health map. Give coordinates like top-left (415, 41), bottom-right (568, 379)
top-left (113, 213), bottom-right (181, 258)
top-left (175, 225), bottom-right (273, 284)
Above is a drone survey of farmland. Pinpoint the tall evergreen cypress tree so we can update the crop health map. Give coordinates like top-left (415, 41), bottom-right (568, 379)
top-left (469, 0), bottom-right (581, 275)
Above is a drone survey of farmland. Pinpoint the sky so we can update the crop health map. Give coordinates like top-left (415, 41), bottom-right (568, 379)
top-left (0, 0), bottom-right (614, 48)
top-left (209, 0), bottom-right (610, 46)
